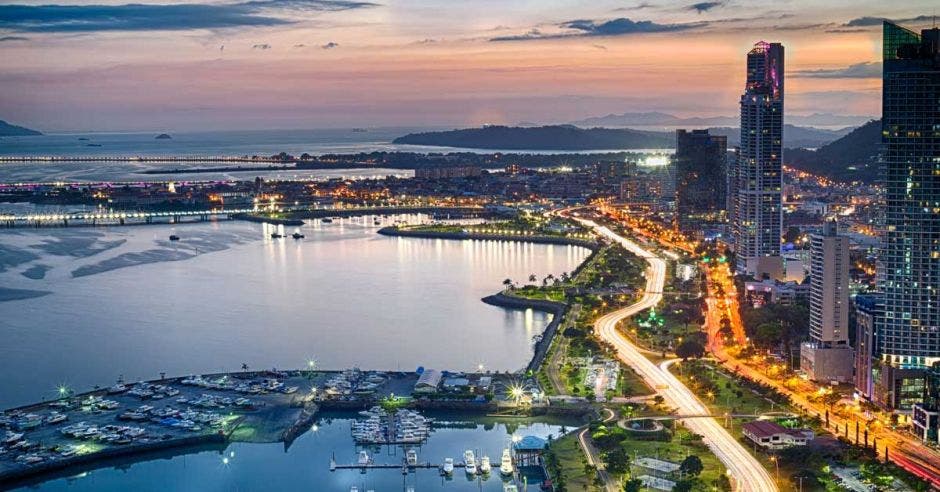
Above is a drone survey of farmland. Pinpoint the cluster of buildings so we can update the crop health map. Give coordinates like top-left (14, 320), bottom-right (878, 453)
top-left (655, 23), bottom-right (939, 444)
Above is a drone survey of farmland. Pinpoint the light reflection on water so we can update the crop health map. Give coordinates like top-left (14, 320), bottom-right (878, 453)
top-left (0, 215), bottom-right (589, 407)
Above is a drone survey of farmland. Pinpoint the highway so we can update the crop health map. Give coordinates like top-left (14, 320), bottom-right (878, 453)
top-left (573, 217), bottom-right (778, 492)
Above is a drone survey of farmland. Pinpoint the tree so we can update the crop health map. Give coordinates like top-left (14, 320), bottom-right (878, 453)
top-left (604, 448), bottom-right (630, 474)
top-left (713, 474), bottom-right (732, 492)
top-left (503, 278), bottom-right (514, 290)
top-left (652, 395), bottom-right (664, 405)
top-left (623, 478), bottom-right (643, 492)
top-left (672, 479), bottom-right (694, 492)
top-left (529, 274), bottom-right (538, 283)
top-left (679, 455), bottom-right (704, 477)
top-left (676, 340), bottom-right (705, 360)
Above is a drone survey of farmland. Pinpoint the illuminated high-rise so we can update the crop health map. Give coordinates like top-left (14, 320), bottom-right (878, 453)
top-left (730, 41), bottom-right (784, 276)
top-left (674, 129), bottom-right (728, 235)
top-left (878, 22), bottom-right (940, 425)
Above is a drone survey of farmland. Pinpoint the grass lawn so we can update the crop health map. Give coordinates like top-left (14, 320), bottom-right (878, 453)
top-left (549, 431), bottom-right (600, 491)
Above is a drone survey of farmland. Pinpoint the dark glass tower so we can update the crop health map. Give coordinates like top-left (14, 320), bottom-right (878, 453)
top-left (731, 41), bottom-right (784, 275)
top-left (878, 22), bottom-right (940, 371)
top-left (674, 129), bottom-right (727, 234)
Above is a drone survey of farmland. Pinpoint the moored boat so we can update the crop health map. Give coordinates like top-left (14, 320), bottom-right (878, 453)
top-left (500, 448), bottom-right (513, 476)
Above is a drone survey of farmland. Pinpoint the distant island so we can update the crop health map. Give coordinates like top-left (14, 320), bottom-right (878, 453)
top-left (0, 120), bottom-right (42, 136)
top-left (155, 133), bottom-right (172, 140)
top-left (394, 125), bottom-right (674, 150)
top-left (394, 124), bottom-right (850, 151)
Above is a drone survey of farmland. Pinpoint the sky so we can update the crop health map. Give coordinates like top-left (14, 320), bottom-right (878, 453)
top-left (0, 0), bottom-right (937, 132)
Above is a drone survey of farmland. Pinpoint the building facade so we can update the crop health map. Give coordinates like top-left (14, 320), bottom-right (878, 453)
top-left (877, 22), bottom-right (940, 382)
top-left (854, 293), bottom-right (883, 400)
top-left (674, 129), bottom-right (728, 234)
top-left (731, 41), bottom-right (784, 275)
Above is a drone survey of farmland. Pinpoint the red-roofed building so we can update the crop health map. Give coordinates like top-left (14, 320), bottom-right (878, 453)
top-left (741, 420), bottom-right (814, 450)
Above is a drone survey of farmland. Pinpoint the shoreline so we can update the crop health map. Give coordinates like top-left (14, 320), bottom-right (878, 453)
top-left (376, 226), bottom-right (599, 250)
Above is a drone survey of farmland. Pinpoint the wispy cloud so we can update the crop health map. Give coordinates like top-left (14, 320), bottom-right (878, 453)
top-left (843, 14), bottom-right (935, 27)
top-left (0, 35), bottom-right (30, 42)
top-left (793, 61), bottom-right (881, 79)
top-left (252, 43), bottom-right (272, 49)
top-left (491, 17), bottom-right (706, 41)
top-left (688, 2), bottom-right (723, 13)
top-left (321, 41), bottom-right (339, 49)
top-left (0, 0), bottom-right (376, 33)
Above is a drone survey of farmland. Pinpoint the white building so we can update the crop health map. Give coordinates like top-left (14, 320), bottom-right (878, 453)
top-left (801, 220), bottom-right (854, 383)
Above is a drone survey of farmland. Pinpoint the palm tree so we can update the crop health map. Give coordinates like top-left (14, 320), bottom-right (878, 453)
top-left (503, 278), bottom-right (514, 290)
top-left (241, 363), bottom-right (249, 373)
top-left (528, 274), bottom-right (537, 283)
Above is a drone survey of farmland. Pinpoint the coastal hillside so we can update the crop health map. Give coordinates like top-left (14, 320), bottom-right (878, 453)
top-left (0, 120), bottom-right (42, 136)
top-left (393, 125), bottom-right (674, 150)
top-left (394, 124), bottom-right (848, 151)
top-left (785, 119), bottom-right (881, 182)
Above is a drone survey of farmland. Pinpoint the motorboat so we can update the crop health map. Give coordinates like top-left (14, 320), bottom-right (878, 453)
top-left (292, 232), bottom-right (305, 239)
top-left (107, 383), bottom-right (128, 394)
top-left (357, 450), bottom-right (370, 466)
top-left (479, 455), bottom-right (491, 474)
top-left (504, 485), bottom-right (519, 492)
top-left (442, 457), bottom-right (454, 475)
top-left (3, 432), bottom-right (24, 445)
top-left (169, 235), bottom-right (180, 241)
top-left (46, 412), bottom-right (68, 425)
top-left (322, 218), bottom-right (333, 223)
top-left (406, 449), bottom-right (418, 466)
top-left (464, 450), bottom-right (476, 475)
top-left (270, 232), bottom-right (283, 239)
top-left (500, 449), bottom-right (513, 476)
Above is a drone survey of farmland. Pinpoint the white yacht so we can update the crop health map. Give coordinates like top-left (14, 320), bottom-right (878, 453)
top-left (406, 449), bottom-right (418, 466)
top-left (442, 457), bottom-right (454, 475)
top-left (504, 485), bottom-right (519, 492)
top-left (499, 449), bottom-right (513, 476)
top-left (357, 450), bottom-right (370, 466)
top-left (479, 455), bottom-right (492, 474)
top-left (464, 450), bottom-right (476, 475)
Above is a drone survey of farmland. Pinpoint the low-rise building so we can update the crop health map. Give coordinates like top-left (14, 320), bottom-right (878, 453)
top-left (414, 369), bottom-right (442, 393)
top-left (741, 420), bottom-right (813, 450)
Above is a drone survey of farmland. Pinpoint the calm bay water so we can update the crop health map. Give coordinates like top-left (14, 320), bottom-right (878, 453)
top-left (0, 215), bottom-right (589, 408)
top-left (12, 413), bottom-right (574, 492)
top-left (0, 128), bottom-right (668, 183)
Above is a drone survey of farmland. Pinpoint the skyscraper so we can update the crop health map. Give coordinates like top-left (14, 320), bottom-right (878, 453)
top-left (800, 220), bottom-right (853, 383)
top-left (879, 22), bottom-right (940, 426)
top-left (674, 129), bottom-right (728, 235)
top-left (731, 41), bottom-right (784, 276)
top-left (878, 22), bottom-right (940, 372)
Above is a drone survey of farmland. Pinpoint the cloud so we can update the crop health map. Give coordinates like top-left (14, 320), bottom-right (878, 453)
top-left (252, 43), bottom-right (271, 49)
top-left (793, 61), bottom-right (882, 79)
top-left (321, 41), bottom-right (339, 49)
top-left (0, 0), bottom-right (376, 33)
top-left (0, 35), bottom-right (29, 42)
top-left (844, 15), bottom-right (934, 27)
top-left (491, 17), bottom-right (705, 41)
top-left (591, 44), bottom-right (607, 50)
top-left (293, 43), bottom-right (306, 48)
top-left (688, 2), bottom-right (723, 13)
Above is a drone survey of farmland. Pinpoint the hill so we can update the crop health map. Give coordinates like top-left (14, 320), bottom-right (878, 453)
top-left (393, 125), bottom-right (674, 150)
top-left (0, 120), bottom-right (42, 136)
top-left (393, 123), bottom-right (847, 151)
top-left (784, 120), bottom-right (881, 182)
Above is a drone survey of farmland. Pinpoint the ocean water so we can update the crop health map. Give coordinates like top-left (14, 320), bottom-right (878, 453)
top-left (0, 215), bottom-right (590, 408)
top-left (0, 128), bottom-right (671, 183)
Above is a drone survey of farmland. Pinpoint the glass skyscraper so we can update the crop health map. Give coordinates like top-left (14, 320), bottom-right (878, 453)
top-left (731, 41), bottom-right (784, 275)
top-left (674, 129), bottom-right (728, 235)
top-left (878, 22), bottom-right (940, 371)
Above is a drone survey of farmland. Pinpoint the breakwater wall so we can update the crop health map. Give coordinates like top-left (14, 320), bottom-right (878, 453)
top-left (294, 206), bottom-right (489, 220)
top-left (378, 227), bottom-right (599, 251)
top-left (0, 433), bottom-right (226, 490)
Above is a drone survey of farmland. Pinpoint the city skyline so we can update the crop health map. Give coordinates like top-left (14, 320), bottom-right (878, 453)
top-left (0, 0), bottom-right (937, 131)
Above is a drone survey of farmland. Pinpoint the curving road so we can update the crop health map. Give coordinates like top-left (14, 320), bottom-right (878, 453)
top-left (573, 217), bottom-right (777, 492)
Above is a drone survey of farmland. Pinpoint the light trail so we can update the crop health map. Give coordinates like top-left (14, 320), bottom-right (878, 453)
top-left (572, 217), bottom-right (777, 492)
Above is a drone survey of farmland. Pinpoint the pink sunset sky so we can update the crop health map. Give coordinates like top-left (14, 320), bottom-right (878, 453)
top-left (0, 0), bottom-right (936, 132)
